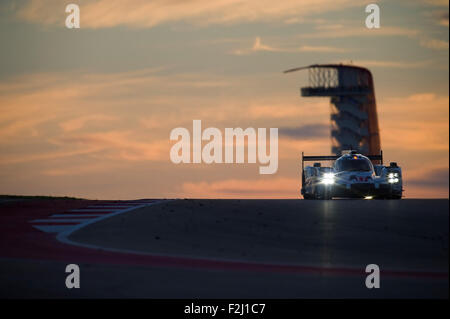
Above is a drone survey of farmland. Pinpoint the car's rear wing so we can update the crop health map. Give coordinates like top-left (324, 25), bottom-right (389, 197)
top-left (301, 151), bottom-right (383, 171)
top-left (302, 155), bottom-right (340, 161)
top-left (302, 154), bottom-right (383, 161)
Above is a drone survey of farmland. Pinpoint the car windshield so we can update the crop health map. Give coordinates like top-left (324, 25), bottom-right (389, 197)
top-left (335, 158), bottom-right (372, 172)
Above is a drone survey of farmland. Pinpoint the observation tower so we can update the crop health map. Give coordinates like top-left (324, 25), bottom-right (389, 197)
top-left (285, 64), bottom-right (381, 157)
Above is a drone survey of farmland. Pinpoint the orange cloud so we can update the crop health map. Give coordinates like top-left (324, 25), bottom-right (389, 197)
top-left (59, 114), bottom-right (118, 132)
top-left (379, 93), bottom-right (449, 151)
top-left (404, 166), bottom-right (449, 198)
top-left (420, 38), bottom-right (449, 50)
top-left (231, 37), bottom-right (350, 55)
top-left (247, 101), bottom-right (330, 120)
top-left (16, 0), bottom-right (357, 28)
top-left (297, 26), bottom-right (420, 39)
top-left (353, 60), bottom-right (433, 69)
top-left (57, 131), bottom-right (169, 162)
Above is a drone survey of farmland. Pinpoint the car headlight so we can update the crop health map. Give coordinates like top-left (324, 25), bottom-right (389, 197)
top-left (388, 175), bottom-right (399, 183)
top-left (321, 173), bottom-right (335, 185)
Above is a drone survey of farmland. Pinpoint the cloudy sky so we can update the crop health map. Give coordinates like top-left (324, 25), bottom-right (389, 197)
top-left (0, 0), bottom-right (448, 199)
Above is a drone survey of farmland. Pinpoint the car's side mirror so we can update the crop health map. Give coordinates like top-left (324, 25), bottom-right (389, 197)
top-left (390, 162), bottom-right (398, 167)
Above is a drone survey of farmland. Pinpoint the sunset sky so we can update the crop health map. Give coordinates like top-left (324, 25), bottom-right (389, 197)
top-left (0, 0), bottom-right (448, 199)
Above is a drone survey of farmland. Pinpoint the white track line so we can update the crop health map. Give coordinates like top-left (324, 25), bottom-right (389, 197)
top-left (57, 200), bottom-right (169, 247)
top-left (33, 225), bottom-right (76, 233)
top-left (51, 214), bottom-right (105, 218)
top-left (31, 200), bottom-right (164, 235)
top-left (86, 205), bottom-right (135, 209)
top-left (32, 218), bottom-right (95, 223)
top-left (69, 208), bottom-right (121, 212)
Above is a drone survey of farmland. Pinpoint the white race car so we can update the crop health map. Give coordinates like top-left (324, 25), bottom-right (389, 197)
top-left (301, 150), bottom-right (403, 199)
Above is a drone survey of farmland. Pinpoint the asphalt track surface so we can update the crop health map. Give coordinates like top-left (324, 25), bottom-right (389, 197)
top-left (0, 198), bottom-right (448, 298)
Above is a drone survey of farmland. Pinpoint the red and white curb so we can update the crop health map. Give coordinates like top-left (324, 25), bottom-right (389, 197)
top-left (30, 200), bottom-right (159, 234)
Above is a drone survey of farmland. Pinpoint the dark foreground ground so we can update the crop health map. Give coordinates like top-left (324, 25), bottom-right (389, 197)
top-left (0, 198), bottom-right (448, 298)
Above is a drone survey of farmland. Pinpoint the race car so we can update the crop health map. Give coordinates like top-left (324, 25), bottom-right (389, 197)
top-left (301, 150), bottom-right (403, 199)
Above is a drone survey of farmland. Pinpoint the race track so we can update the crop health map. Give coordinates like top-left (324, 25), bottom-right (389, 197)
top-left (0, 198), bottom-right (448, 298)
